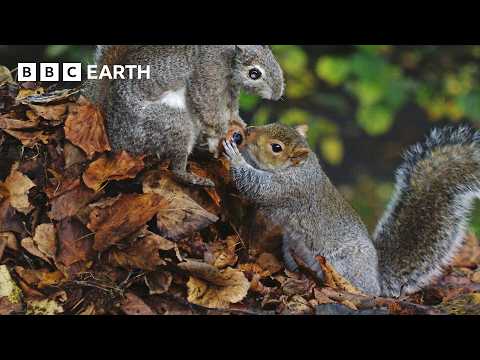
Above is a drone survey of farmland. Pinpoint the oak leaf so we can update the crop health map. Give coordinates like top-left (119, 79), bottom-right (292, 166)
top-left (82, 151), bottom-right (144, 192)
top-left (0, 113), bottom-right (40, 129)
top-left (317, 256), bottom-right (363, 295)
top-left (14, 266), bottom-right (64, 289)
top-left (64, 96), bottom-right (111, 158)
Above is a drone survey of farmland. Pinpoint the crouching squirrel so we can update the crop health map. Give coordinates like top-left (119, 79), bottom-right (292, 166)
top-left (223, 123), bottom-right (480, 297)
top-left (82, 45), bottom-right (284, 186)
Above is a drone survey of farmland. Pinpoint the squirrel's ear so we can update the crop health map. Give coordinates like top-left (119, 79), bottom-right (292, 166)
top-left (290, 146), bottom-right (310, 165)
top-left (295, 125), bottom-right (309, 138)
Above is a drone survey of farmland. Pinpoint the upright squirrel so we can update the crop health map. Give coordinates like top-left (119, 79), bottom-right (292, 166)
top-left (82, 45), bottom-right (284, 186)
top-left (223, 123), bottom-right (480, 297)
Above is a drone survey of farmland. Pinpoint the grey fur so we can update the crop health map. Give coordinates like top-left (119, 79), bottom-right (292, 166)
top-left (83, 45), bottom-right (284, 186)
top-left (224, 125), bottom-right (480, 297)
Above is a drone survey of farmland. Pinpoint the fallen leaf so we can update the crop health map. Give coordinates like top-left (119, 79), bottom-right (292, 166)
top-left (28, 103), bottom-right (67, 121)
top-left (14, 266), bottom-right (64, 289)
top-left (48, 182), bottom-right (99, 221)
top-left (88, 193), bottom-right (166, 251)
top-left (0, 265), bottom-right (23, 315)
top-left (2, 163), bottom-right (35, 214)
top-left (179, 260), bottom-right (250, 309)
top-left (257, 252), bottom-right (283, 275)
top-left (31, 223), bottom-right (57, 261)
top-left (64, 96), bottom-right (111, 158)
top-left (3, 129), bottom-right (50, 147)
top-left (0, 200), bottom-right (24, 234)
top-left (16, 87), bottom-right (45, 101)
top-left (0, 113), bottom-right (40, 129)
top-left (26, 298), bottom-right (63, 315)
top-left (56, 217), bottom-right (94, 267)
top-left (317, 256), bottom-right (363, 295)
top-left (21, 237), bottom-right (51, 264)
top-left (63, 142), bottom-right (87, 169)
top-left (107, 231), bottom-right (168, 270)
top-left (145, 271), bottom-right (173, 295)
top-left (143, 173), bottom-right (218, 240)
top-left (82, 151), bottom-right (144, 192)
top-left (121, 292), bottom-right (156, 315)
top-left (207, 235), bottom-right (239, 269)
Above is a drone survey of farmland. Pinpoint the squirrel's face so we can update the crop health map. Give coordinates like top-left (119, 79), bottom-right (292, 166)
top-left (240, 124), bottom-right (311, 172)
top-left (232, 45), bottom-right (285, 101)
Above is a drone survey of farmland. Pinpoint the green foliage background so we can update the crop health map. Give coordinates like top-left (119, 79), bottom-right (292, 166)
top-left (3, 45), bottom-right (480, 234)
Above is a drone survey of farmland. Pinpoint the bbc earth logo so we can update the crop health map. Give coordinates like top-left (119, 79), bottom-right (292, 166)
top-left (17, 63), bottom-right (151, 82)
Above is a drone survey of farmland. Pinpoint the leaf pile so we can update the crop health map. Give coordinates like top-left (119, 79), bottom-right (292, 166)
top-left (1, 69), bottom-right (480, 315)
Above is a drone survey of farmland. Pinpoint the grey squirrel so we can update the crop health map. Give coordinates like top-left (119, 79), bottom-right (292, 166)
top-left (223, 123), bottom-right (480, 297)
top-left (82, 45), bottom-right (284, 186)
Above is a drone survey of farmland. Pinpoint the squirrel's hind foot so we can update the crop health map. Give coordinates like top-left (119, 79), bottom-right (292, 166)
top-left (172, 170), bottom-right (215, 187)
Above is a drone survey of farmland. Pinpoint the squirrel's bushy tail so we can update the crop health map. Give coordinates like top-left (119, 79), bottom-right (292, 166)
top-left (373, 126), bottom-right (480, 297)
top-left (82, 45), bottom-right (138, 108)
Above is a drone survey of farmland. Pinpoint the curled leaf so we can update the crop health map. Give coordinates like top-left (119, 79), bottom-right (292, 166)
top-left (179, 260), bottom-right (250, 309)
top-left (64, 96), bottom-right (111, 158)
top-left (82, 151), bottom-right (144, 192)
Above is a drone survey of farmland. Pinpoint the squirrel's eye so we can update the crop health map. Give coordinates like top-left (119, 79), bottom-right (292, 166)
top-left (232, 132), bottom-right (243, 145)
top-left (271, 143), bottom-right (283, 153)
top-left (249, 68), bottom-right (262, 80)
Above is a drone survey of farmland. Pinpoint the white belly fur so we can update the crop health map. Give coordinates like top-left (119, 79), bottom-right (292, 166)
top-left (159, 87), bottom-right (187, 110)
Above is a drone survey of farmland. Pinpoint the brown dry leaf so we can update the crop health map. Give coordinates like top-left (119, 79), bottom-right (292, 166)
top-left (31, 223), bottom-right (56, 261)
top-left (21, 237), bottom-right (51, 264)
top-left (107, 231), bottom-right (168, 271)
top-left (207, 235), bottom-right (239, 269)
top-left (56, 217), bottom-right (94, 267)
top-left (64, 142), bottom-right (87, 169)
top-left (0, 232), bottom-right (16, 255)
top-left (143, 173), bottom-right (218, 241)
top-left (0, 200), bottom-right (24, 234)
top-left (317, 256), bottom-right (364, 295)
top-left (0, 113), bottom-right (40, 129)
top-left (257, 252), bottom-right (283, 275)
top-left (179, 260), bottom-right (250, 309)
top-left (64, 96), bottom-right (111, 158)
top-left (2, 163), bottom-right (35, 214)
top-left (14, 266), bottom-right (64, 289)
top-left (3, 129), bottom-right (50, 147)
top-left (87, 193), bottom-right (165, 251)
top-left (48, 181), bottom-right (99, 221)
top-left (121, 292), bottom-right (156, 315)
top-left (82, 151), bottom-right (144, 192)
top-left (28, 103), bottom-right (67, 121)
top-left (145, 271), bottom-right (173, 295)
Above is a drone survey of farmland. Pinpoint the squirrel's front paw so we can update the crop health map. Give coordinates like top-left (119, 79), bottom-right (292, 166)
top-left (223, 139), bottom-right (246, 167)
